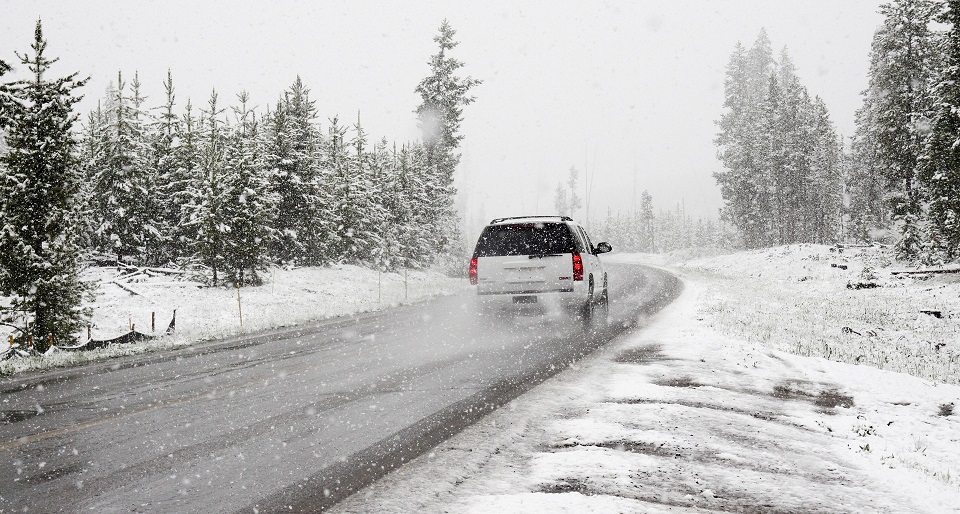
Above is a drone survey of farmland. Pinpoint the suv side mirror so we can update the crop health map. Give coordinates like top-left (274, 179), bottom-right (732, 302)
top-left (595, 242), bottom-right (612, 254)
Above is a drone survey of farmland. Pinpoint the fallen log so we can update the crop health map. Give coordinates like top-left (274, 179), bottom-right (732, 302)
top-left (891, 268), bottom-right (960, 276)
top-left (114, 281), bottom-right (149, 297)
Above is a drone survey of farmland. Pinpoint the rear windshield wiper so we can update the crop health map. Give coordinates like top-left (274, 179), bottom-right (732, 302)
top-left (529, 253), bottom-right (563, 259)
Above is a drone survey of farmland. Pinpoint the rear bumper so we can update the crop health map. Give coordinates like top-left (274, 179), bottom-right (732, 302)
top-left (477, 287), bottom-right (573, 295)
top-left (474, 288), bottom-right (587, 313)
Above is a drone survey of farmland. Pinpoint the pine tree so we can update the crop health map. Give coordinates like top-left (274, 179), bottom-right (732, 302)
top-left (808, 97), bottom-right (843, 244)
top-left (847, 89), bottom-right (890, 242)
top-left (152, 70), bottom-right (183, 263)
top-left (714, 36), bottom-right (773, 248)
top-left (639, 190), bottom-right (655, 252)
top-left (171, 99), bottom-right (201, 257)
top-left (415, 20), bottom-right (481, 258)
top-left (129, 72), bottom-right (164, 264)
top-left (553, 183), bottom-right (569, 216)
top-left (920, 0), bottom-right (960, 260)
top-left (265, 78), bottom-right (327, 265)
top-left (0, 20), bottom-right (90, 350)
top-left (715, 31), bottom-right (843, 249)
top-left (221, 92), bottom-right (276, 285)
top-left (77, 104), bottom-right (107, 251)
top-left (184, 90), bottom-right (228, 283)
top-left (864, 0), bottom-right (941, 257)
top-left (341, 115), bottom-right (384, 264)
top-left (327, 116), bottom-right (360, 262)
top-left (0, 57), bottom-right (12, 129)
top-left (91, 71), bottom-right (154, 263)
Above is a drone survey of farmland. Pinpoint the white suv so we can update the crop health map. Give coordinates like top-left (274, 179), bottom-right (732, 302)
top-left (469, 216), bottom-right (612, 325)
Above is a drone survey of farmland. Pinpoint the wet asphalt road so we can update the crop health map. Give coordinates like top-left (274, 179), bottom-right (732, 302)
top-left (0, 263), bottom-right (679, 513)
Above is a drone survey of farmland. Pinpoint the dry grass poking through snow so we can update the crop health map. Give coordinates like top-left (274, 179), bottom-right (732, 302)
top-left (677, 244), bottom-right (960, 385)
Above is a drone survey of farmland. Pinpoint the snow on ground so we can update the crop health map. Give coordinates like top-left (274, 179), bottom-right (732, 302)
top-left (674, 244), bottom-right (960, 385)
top-left (0, 265), bottom-right (465, 376)
top-left (333, 246), bottom-right (960, 513)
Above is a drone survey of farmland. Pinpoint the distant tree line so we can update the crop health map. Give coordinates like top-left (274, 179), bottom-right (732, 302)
top-left (0, 19), bottom-right (479, 350)
top-left (846, 0), bottom-right (960, 264)
top-left (714, 30), bottom-right (845, 250)
top-left (591, 191), bottom-right (735, 254)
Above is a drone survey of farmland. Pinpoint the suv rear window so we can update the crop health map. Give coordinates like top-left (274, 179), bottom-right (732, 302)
top-left (474, 223), bottom-right (577, 257)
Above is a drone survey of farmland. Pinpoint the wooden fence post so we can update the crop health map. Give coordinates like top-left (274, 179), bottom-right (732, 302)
top-left (236, 283), bottom-right (243, 327)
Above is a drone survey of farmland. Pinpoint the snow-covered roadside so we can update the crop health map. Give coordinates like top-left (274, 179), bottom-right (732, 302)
top-left (1, 265), bottom-right (465, 376)
top-left (332, 250), bottom-right (960, 513)
top-left (674, 244), bottom-right (960, 385)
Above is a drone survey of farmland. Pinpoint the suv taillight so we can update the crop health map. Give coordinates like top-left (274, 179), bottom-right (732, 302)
top-left (572, 253), bottom-right (583, 281)
top-left (469, 257), bottom-right (478, 285)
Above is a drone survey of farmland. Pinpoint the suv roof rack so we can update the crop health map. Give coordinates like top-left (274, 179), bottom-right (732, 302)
top-left (489, 215), bottom-right (573, 224)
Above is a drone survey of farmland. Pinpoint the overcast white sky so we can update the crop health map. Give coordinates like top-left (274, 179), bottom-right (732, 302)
top-left (1, 1), bottom-right (885, 237)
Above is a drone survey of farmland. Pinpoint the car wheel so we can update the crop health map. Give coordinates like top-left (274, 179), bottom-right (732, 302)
top-left (597, 286), bottom-right (609, 328)
top-left (580, 278), bottom-right (595, 330)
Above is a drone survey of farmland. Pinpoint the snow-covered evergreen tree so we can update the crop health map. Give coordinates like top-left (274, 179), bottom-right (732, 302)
top-left (76, 105), bottom-right (107, 251)
top-left (369, 139), bottom-right (400, 270)
top-left (415, 20), bottom-right (481, 260)
top-left (714, 37), bottom-right (770, 248)
top-left (129, 72), bottom-right (164, 264)
top-left (220, 92), bottom-right (276, 285)
top-left (182, 90), bottom-right (228, 283)
top-left (919, 0), bottom-right (960, 260)
top-left (0, 57), bottom-right (11, 129)
top-left (0, 21), bottom-right (90, 349)
top-left (552, 167), bottom-right (583, 218)
top-left (808, 97), bottom-right (843, 244)
top-left (170, 98), bottom-right (201, 258)
top-left (264, 78), bottom-right (328, 265)
top-left (863, 0), bottom-right (941, 257)
top-left (715, 32), bottom-right (843, 249)
top-left (90, 71), bottom-right (155, 263)
top-left (338, 115), bottom-right (384, 264)
top-left (847, 89), bottom-right (890, 242)
top-left (151, 70), bottom-right (183, 263)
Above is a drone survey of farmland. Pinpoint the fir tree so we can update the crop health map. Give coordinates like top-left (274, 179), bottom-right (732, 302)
top-left (714, 37), bottom-right (770, 248)
top-left (0, 20), bottom-right (90, 350)
top-left (864, 0), bottom-right (941, 257)
top-left (327, 116), bottom-right (360, 262)
top-left (415, 20), bottom-right (481, 257)
top-left (339, 114), bottom-right (384, 264)
top-left (265, 78), bottom-right (327, 265)
top-left (129, 72), bottom-right (164, 264)
top-left (847, 89), bottom-right (890, 242)
top-left (0, 57), bottom-right (12, 129)
top-left (809, 97), bottom-right (843, 244)
top-left (184, 90), bottom-right (228, 283)
top-left (91, 71), bottom-right (154, 263)
top-left (920, 0), bottom-right (960, 260)
top-left (171, 99), bottom-right (201, 257)
top-left (152, 70), bottom-right (183, 263)
top-left (221, 92), bottom-right (276, 285)
top-left (639, 190), bottom-right (655, 252)
top-left (715, 31), bottom-right (843, 249)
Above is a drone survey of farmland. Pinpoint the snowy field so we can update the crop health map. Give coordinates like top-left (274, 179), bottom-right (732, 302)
top-left (333, 246), bottom-right (960, 512)
top-left (0, 265), bottom-right (465, 376)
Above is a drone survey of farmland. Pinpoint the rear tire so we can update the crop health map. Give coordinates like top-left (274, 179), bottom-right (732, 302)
top-left (596, 287), bottom-right (609, 329)
top-left (580, 278), bottom-right (596, 331)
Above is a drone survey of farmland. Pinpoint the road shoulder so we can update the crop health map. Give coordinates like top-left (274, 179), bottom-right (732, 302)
top-left (331, 277), bottom-right (960, 513)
